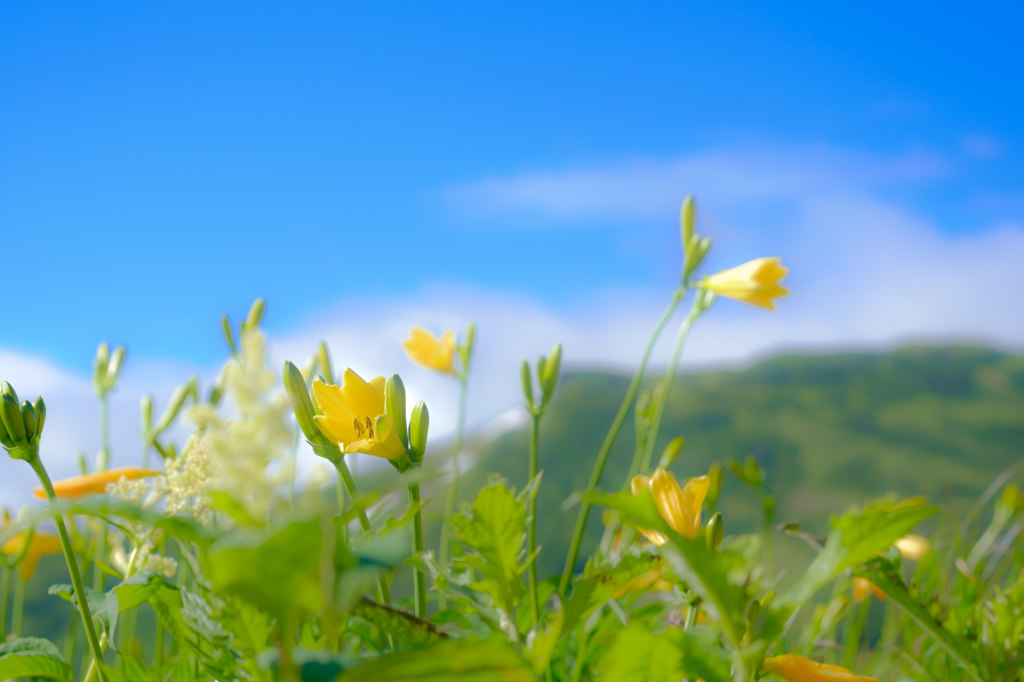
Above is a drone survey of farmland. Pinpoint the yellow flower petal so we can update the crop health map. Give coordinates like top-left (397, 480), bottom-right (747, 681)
top-left (33, 467), bottom-right (161, 500)
top-left (894, 534), bottom-right (930, 561)
top-left (402, 327), bottom-right (457, 375)
top-left (852, 577), bottom-right (886, 602)
top-left (702, 257), bottom-right (790, 310)
top-left (313, 372), bottom-right (407, 462)
top-left (651, 469), bottom-right (709, 540)
top-left (3, 532), bottom-right (64, 580)
top-left (763, 654), bottom-right (879, 681)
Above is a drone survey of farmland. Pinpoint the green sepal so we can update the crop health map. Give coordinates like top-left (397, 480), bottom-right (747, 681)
top-left (385, 374), bottom-right (409, 450)
top-left (283, 361), bottom-right (319, 441)
top-left (0, 383), bottom-right (27, 447)
top-left (540, 343), bottom-right (562, 403)
top-left (19, 401), bottom-right (37, 441)
top-left (520, 360), bottom-right (534, 405)
top-left (409, 401), bottom-right (429, 462)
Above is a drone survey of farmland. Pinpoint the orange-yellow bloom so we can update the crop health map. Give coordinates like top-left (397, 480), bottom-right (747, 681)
top-left (701, 257), bottom-right (789, 310)
top-left (852, 577), bottom-right (886, 602)
top-left (33, 467), bottom-right (161, 500)
top-left (312, 370), bottom-right (407, 461)
top-left (893, 534), bottom-right (930, 560)
top-left (631, 469), bottom-right (710, 545)
top-left (3, 531), bottom-right (63, 580)
top-left (763, 655), bottom-right (879, 681)
top-left (402, 327), bottom-right (457, 375)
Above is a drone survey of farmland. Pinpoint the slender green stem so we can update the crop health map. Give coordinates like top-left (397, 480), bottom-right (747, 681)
top-left (438, 374), bottom-right (469, 610)
top-left (843, 594), bottom-right (871, 671)
top-left (637, 293), bottom-right (709, 476)
top-left (0, 564), bottom-right (10, 640)
top-left (11, 572), bottom-right (24, 637)
top-left (95, 393), bottom-right (110, 593)
top-left (408, 481), bottom-right (427, 618)
top-left (333, 459), bottom-right (392, 606)
top-left (527, 412), bottom-right (541, 626)
top-left (29, 456), bottom-right (107, 682)
top-left (558, 288), bottom-right (685, 596)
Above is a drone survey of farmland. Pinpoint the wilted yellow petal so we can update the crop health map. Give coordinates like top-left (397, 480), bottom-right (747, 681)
top-left (402, 327), bottom-right (457, 375)
top-left (763, 654), bottom-right (879, 681)
top-left (33, 467), bottom-right (161, 500)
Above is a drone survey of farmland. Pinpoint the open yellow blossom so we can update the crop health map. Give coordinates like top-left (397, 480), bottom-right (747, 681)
top-left (631, 469), bottom-right (710, 545)
top-left (763, 655), bottom-right (879, 682)
top-left (701, 257), bottom-right (789, 310)
top-left (894, 534), bottom-right (930, 560)
top-left (402, 327), bottom-right (457, 375)
top-left (852, 577), bottom-right (886, 602)
top-left (33, 467), bottom-right (161, 500)
top-left (312, 369), bottom-right (407, 461)
top-left (3, 531), bottom-right (63, 580)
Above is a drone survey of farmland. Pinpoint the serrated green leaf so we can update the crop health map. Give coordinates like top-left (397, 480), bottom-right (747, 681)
top-left (350, 596), bottom-right (447, 647)
top-left (597, 622), bottom-right (681, 682)
top-left (337, 637), bottom-right (537, 681)
top-left (671, 629), bottom-right (732, 682)
top-left (0, 637), bottom-right (72, 681)
top-left (777, 497), bottom-right (939, 608)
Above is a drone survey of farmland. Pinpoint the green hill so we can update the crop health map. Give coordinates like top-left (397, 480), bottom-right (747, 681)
top-left (453, 345), bottom-right (1024, 579)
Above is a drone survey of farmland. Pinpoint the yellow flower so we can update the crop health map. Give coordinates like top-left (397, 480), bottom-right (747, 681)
top-left (312, 369), bottom-right (407, 461)
top-left (631, 468), bottom-right (710, 545)
top-left (763, 655), bottom-right (879, 681)
top-left (701, 257), bottom-right (789, 310)
top-left (402, 327), bottom-right (457, 375)
top-left (894, 534), bottom-right (930, 561)
top-left (2, 531), bottom-right (63, 580)
top-left (852, 577), bottom-right (886, 602)
top-left (32, 467), bottom-right (161, 500)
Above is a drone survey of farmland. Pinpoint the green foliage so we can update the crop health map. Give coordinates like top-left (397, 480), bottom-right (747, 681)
top-left (597, 623), bottom-right (682, 682)
top-left (0, 637), bottom-right (72, 681)
top-left (337, 637), bottom-right (537, 681)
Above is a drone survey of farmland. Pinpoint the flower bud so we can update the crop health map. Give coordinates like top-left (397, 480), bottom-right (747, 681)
top-left (385, 374), bottom-right (410, 449)
top-left (140, 394), bottom-right (153, 433)
top-left (706, 511), bottom-right (723, 552)
top-left (657, 436), bottom-right (685, 470)
top-left (744, 455), bottom-right (764, 487)
top-left (283, 361), bottom-right (319, 441)
top-left (520, 360), bottom-right (534, 404)
top-left (0, 383), bottom-right (27, 448)
top-left (540, 343), bottom-right (562, 403)
top-left (33, 397), bottom-right (45, 440)
top-left (680, 195), bottom-right (695, 250)
top-left (409, 401), bottom-right (429, 462)
top-left (459, 322), bottom-right (476, 370)
top-left (93, 342), bottom-right (110, 386)
top-left (19, 401), bottom-right (37, 441)
top-left (706, 461), bottom-right (723, 509)
top-left (746, 598), bottom-right (761, 626)
top-left (221, 315), bottom-right (237, 355)
top-left (154, 383), bottom-right (190, 434)
top-left (106, 346), bottom-right (126, 385)
top-left (245, 298), bottom-right (266, 330)
top-left (317, 342), bottom-right (335, 385)
top-left (0, 418), bottom-right (13, 449)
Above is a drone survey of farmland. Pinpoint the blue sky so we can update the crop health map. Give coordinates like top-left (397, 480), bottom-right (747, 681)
top-left (3, 1), bottom-right (1024, 372)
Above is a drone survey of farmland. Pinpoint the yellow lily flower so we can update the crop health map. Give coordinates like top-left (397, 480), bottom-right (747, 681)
top-left (312, 369), bottom-right (407, 461)
top-left (32, 467), bottom-right (161, 500)
top-left (852, 577), bottom-right (886, 602)
top-left (893, 534), bottom-right (930, 560)
top-left (763, 655), bottom-right (879, 682)
top-left (3, 531), bottom-right (63, 580)
top-left (701, 257), bottom-right (789, 310)
top-left (631, 468), bottom-right (710, 545)
top-left (402, 327), bottom-right (457, 375)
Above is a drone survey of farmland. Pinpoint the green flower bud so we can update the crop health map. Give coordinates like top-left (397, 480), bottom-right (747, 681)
top-left (107, 346), bottom-right (126, 385)
top-left (221, 315), bottom-right (238, 355)
top-left (0, 383), bottom-right (27, 447)
top-left (385, 374), bottom-right (409, 449)
top-left (33, 397), bottom-right (45, 440)
top-left (746, 598), bottom-right (761, 625)
top-left (154, 383), bottom-right (190, 434)
top-left (706, 511), bottom-right (723, 552)
top-left (317, 342), bottom-right (335, 385)
top-left (724, 457), bottom-right (746, 484)
top-left (92, 342), bottom-right (110, 393)
top-left (520, 360), bottom-right (534, 405)
top-left (245, 298), bottom-right (266, 330)
top-left (540, 343), bottom-right (562, 403)
top-left (744, 455), bottom-right (764, 487)
top-left (0, 419), bottom-right (12, 449)
top-left (681, 195), bottom-right (695, 250)
top-left (283, 361), bottom-right (319, 441)
top-left (19, 401), bottom-right (37, 441)
top-left (706, 461), bottom-right (723, 509)
top-left (459, 322), bottom-right (476, 371)
top-left (658, 436), bottom-right (685, 470)
top-left (763, 494), bottom-right (776, 521)
top-left (409, 401), bottom-right (429, 462)
top-left (141, 394), bottom-right (153, 433)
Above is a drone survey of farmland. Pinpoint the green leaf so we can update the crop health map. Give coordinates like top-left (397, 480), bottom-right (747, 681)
top-left (777, 497), bottom-right (939, 607)
top-left (0, 637), bottom-right (72, 682)
top-left (597, 622), bottom-right (682, 682)
top-left (525, 607), bottom-right (564, 675)
top-left (49, 570), bottom-right (165, 641)
top-left (451, 482), bottom-right (533, 619)
top-left (337, 637), bottom-right (538, 681)
top-left (563, 553), bottom-right (665, 633)
top-left (350, 597), bottom-right (447, 647)
top-left (856, 558), bottom-right (983, 682)
top-left (672, 629), bottom-right (732, 682)
top-left (207, 517), bottom-right (323, 618)
top-left (590, 489), bottom-right (750, 647)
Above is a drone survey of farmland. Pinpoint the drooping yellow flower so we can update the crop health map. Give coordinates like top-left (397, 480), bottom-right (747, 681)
top-left (3, 531), bottom-right (63, 580)
top-left (33, 467), bottom-right (161, 500)
top-left (631, 469), bottom-right (710, 545)
top-left (701, 257), bottom-right (789, 310)
top-left (852, 577), bottom-right (886, 602)
top-left (763, 655), bottom-right (879, 681)
top-left (894, 534), bottom-right (930, 560)
top-left (312, 369), bottom-right (407, 461)
top-left (402, 327), bottom-right (457, 375)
